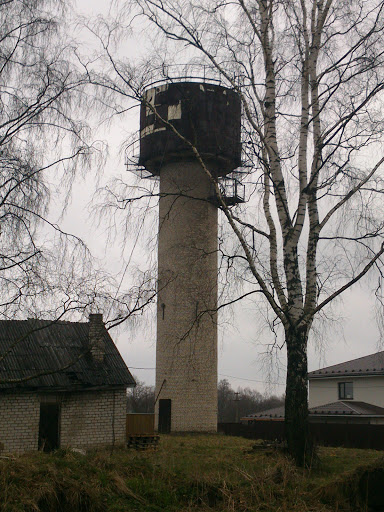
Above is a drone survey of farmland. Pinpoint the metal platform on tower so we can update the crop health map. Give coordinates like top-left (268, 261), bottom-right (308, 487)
top-left (210, 175), bottom-right (245, 207)
top-left (125, 132), bottom-right (246, 207)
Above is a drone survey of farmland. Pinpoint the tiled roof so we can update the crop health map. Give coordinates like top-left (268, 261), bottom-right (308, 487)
top-left (308, 351), bottom-right (384, 378)
top-left (0, 319), bottom-right (135, 391)
top-left (242, 401), bottom-right (384, 420)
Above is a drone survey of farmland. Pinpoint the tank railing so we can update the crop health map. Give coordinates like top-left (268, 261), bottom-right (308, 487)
top-left (142, 75), bottom-right (223, 92)
top-left (124, 132), bottom-right (140, 169)
top-left (125, 132), bottom-right (157, 179)
top-left (141, 63), bottom-right (232, 92)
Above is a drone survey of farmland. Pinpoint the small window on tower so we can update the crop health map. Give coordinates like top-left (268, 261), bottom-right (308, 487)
top-left (338, 382), bottom-right (353, 400)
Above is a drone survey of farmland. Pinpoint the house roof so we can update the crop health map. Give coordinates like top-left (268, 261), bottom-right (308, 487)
top-left (0, 319), bottom-right (135, 392)
top-left (310, 401), bottom-right (384, 416)
top-left (243, 405), bottom-right (285, 420)
top-left (308, 351), bottom-right (384, 379)
top-left (242, 401), bottom-right (384, 421)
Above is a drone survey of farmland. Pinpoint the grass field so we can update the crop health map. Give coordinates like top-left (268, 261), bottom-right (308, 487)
top-left (0, 434), bottom-right (383, 511)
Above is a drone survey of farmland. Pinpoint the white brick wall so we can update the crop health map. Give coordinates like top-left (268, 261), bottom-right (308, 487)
top-left (0, 388), bottom-right (127, 454)
top-left (60, 389), bottom-right (126, 448)
top-left (0, 393), bottom-right (39, 453)
top-left (156, 161), bottom-right (218, 432)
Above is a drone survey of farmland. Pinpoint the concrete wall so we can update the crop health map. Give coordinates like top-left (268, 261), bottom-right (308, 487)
top-left (0, 388), bottom-right (127, 454)
top-left (156, 161), bottom-right (218, 432)
top-left (309, 376), bottom-right (384, 408)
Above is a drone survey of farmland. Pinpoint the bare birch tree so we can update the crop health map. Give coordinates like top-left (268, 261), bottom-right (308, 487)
top-left (0, 0), bottom-right (95, 318)
top-left (0, 0), bottom-right (159, 387)
top-left (84, 0), bottom-right (384, 465)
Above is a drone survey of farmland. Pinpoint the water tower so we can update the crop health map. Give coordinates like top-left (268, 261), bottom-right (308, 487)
top-left (138, 81), bottom-right (242, 432)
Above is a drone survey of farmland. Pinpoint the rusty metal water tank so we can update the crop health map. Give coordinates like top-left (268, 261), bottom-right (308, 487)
top-left (139, 81), bottom-right (241, 175)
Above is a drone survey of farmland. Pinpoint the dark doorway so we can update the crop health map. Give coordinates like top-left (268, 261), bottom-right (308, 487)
top-left (158, 399), bottom-right (172, 433)
top-left (38, 403), bottom-right (60, 452)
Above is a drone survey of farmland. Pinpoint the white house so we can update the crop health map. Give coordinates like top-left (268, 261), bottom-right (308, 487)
top-left (242, 351), bottom-right (384, 424)
top-left (308, 351), bottom-right (384, 409)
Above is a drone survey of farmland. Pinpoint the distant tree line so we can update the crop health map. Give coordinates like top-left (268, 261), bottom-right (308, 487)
top-left (126, 378), bottom-right (156, 414)
top-left (127, 378), bottom-right (284, 422)
top-left (217, 379), bottom-right (284, 423)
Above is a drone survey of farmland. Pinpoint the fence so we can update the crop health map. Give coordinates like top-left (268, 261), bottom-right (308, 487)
top-left (126, 413), bottom-right (155, 435)
top-left (218, 421), bottom-right (384, 450)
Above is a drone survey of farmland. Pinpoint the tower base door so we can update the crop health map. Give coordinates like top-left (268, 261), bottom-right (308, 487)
top-left (158, 399), bottom-right (172, 433)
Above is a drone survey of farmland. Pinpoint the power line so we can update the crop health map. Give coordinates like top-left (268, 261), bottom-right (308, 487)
top-left (128, 367), bottom-right (384, 391)
top-left (219, 373), bottom-right (285, 386)
top-left (127, 367), bottom-right (285, 386)
top-left (126, 366), bottom-right (384, 392)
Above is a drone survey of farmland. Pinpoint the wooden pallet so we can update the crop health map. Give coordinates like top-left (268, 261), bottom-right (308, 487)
top-left (127, 435), bottom-right (160, 450)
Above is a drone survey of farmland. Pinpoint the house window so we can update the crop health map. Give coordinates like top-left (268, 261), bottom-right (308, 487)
top-left (338, 382), bottom-right (353, 400)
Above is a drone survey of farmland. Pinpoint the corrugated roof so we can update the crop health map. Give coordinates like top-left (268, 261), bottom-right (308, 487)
top-left (310, 401), bottom-right (384, 416)
top-left (243, 406), bottom-right (285, 420)
top-left (242, 401), bottom-right (384, 420)
top-left (308, 351), bottom-right (384, 378)
top-left (0, 319), bottom-right (135, 391)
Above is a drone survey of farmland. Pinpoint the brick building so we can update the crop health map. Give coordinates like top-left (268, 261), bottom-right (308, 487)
top-left (0, 314), bottom-right (135, 453)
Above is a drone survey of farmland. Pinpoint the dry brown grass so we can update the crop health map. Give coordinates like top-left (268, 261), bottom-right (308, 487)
top-left (0, 435), bottom-right (382, 511)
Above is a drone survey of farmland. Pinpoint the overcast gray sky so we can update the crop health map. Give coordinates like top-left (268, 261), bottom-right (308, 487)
top-left (62, 0), bottom-right (383, 395)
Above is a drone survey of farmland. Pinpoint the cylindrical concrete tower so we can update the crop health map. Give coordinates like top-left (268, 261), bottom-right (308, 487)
top-left (139, 81), bottom-right (241, 432)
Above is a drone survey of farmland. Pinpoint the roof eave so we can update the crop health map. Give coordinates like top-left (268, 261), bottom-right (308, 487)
top-left (308, 372), bottom-right (384, 379)
top-left (309, 413), bottom-right (384, 418)
top-left (0, 383), bottom-right (135, 393)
